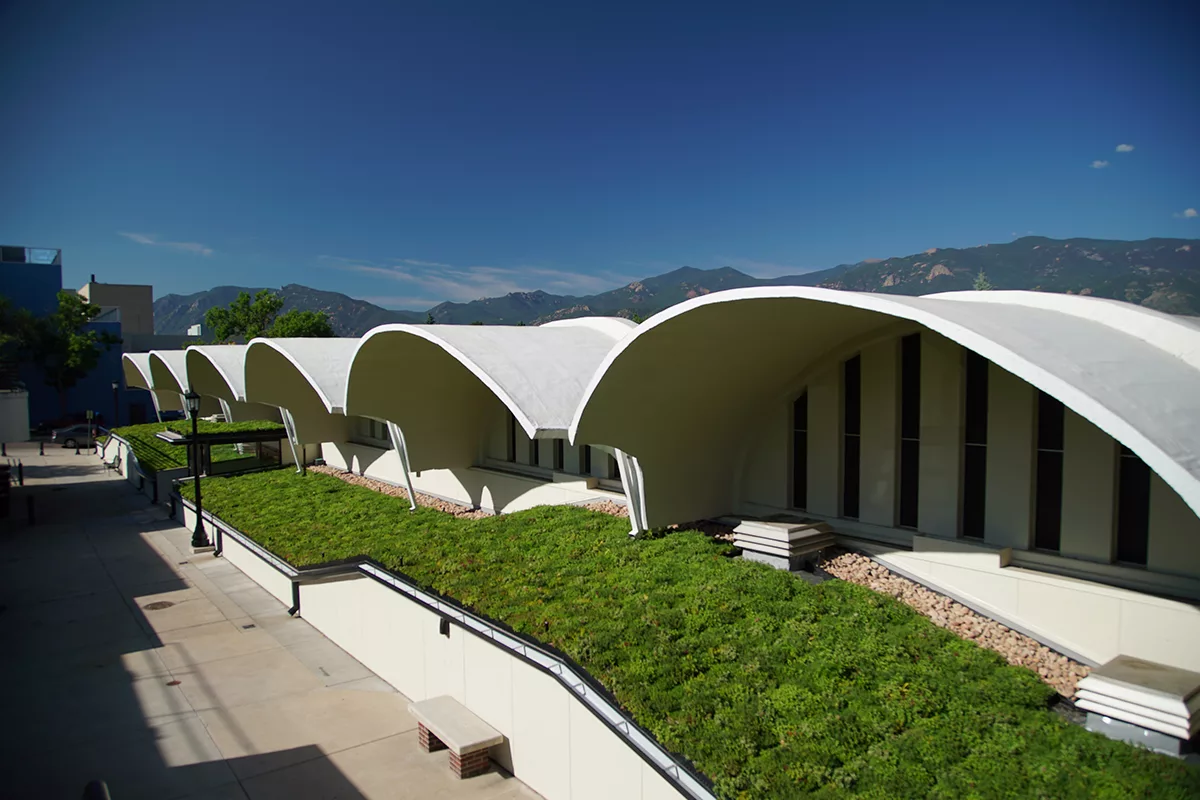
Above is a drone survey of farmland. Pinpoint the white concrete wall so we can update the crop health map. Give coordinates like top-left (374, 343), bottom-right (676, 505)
top-left (865, 536), bottom-right (1200, 671)
top-left (983, 363), bottom-right (1034, 549)
top-left (917, 332), bottom-right (963, 538)
top-left (295, 574), bottom-right (689, 800)
top-left (1148, 474), bottom-right (1200, 579)
top-left (0, 390), bottom-right (30, 443)
top-left (1060, 409), bottom-right (1116, 562)
top-left (859, 340), bottom-right (899, 527)
top-left (322, 440), bottom-right (612, 514)
top-left (805, 367), bottom-right (841, 517)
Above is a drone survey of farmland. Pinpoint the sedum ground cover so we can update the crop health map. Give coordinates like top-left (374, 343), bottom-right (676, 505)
top-left (182, 469), bottom-right (1200, 799)
top-left (107, 420), bottom-right (285, 474)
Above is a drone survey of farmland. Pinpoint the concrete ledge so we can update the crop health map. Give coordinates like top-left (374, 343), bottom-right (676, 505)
top-left (1075, 656), bottom-right (1200, 741)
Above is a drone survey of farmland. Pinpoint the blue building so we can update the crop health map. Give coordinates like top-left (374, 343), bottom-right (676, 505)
top-left (0, 245), bottom-right (173, 431)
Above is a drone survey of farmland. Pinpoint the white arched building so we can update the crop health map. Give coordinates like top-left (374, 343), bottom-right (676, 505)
top-left (571, 288), bottom-right (1200, 672)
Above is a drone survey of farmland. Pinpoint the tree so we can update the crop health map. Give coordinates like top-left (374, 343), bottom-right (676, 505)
top-left (425, 312), bottom-right (436, 324)
top-left (516, 320), bottom-right (526, 326)
top-left (269, 309), bottom-right (335, 338)
top-left (973, 270), bottom-right (994, 291)
top-left (26, 290), bottom-right (121, 417)
top-left (470, 320), bottom-right (484, 325)
top-left (204, 289), bottom-right (333, 340)
top-left (631, 312), bottom-right (645, 324)
top-left (205, 290), bottom-right (285, 342)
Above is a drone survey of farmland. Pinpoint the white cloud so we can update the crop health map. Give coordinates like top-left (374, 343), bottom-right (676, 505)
top-left (1090, 160), bottom-right (1109, 169)
top-left (325, 256), bottom-right (639, 305)
top-left (1115, 144), bottom-right (1134, 153)
top-left (1175, 208), bottom-right (1199, 219)
top-left (118, 231), bottom-right (213, 256)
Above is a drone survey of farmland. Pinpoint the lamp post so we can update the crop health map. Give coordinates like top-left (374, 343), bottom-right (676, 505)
top-left (111, 380), bottom-right (120, 429)
top-left (184, 390), bottom-right (210, 549)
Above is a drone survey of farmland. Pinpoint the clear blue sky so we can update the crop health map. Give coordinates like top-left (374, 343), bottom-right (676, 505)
top-left (2, 0), bottom-right (1197, 309)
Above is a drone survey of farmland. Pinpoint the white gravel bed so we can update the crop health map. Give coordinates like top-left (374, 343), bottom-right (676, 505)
top-left (819, 551), bottom-right (1090, 698)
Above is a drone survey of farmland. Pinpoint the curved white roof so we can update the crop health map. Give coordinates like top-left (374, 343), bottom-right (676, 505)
top-left (148, 350), bottom-right (190, 394)
top-left (348, 318), bottom-right (631, 437)
top-left (122, 353), bottom-right (154, 391)
top-left (185, 345), bottom-right (251, 401)
top-left (245, 338), bottom-right (361, 413)
top-left (571, 287), bottom-right (1200, 518)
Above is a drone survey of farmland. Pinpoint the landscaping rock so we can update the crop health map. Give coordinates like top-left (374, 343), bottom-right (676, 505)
top-left (580, 500), bottom-right (629, 517)
top-left (818, 550), bottom-right (1090, 698)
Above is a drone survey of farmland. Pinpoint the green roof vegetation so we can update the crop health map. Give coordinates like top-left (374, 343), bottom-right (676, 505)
top-left (182, 469), bottom-right (1200, 798)
top-left (109, 420), bottom-right (285, 474)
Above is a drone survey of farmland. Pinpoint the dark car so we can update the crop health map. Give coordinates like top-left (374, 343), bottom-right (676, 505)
top-left (50, 424), bottom-right (108, 448)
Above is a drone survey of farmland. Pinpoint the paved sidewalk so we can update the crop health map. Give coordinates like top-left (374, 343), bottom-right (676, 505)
top-left (0, 443), bottom-right (541, 800)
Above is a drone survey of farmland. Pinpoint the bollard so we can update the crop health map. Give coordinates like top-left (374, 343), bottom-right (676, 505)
top-left (39, 441), bottom-right (44, 456)
top-left (1, 442), bottom-right (5, 456)
top-left (17, 461), bottom-right (23, 486)
top-left (75, 443), bottom-right (80, 455)
top-left (26, 494), bottom-right (35, 525)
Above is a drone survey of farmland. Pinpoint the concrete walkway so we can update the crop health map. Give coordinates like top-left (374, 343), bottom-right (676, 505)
top-left (0, 443), bottom-right (541, 800)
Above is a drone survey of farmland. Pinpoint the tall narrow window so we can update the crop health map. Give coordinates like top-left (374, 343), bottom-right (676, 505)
top-left (842, 355), bottom-right (861, 519)
top-left (1115, 445), bottom-right (1150, 565)
top-left (506, 412), bottom-right (516, 462)
top-left (553, 439), bottom-right (565, 471)
top-left (1034, 391), bottom-right (1064, 551)
top-left (792, 392), bottom-right (808, 509)
top-left (962, 352), bottom-right (989, 538)
top-left (607, 453), bottom-right (620, 481)
top-left (581, 444), bottom-right (591, 474)
top-left (899, 334), bottom-right (921, 528)
top-left (529, 437), bottom-right (540, 467)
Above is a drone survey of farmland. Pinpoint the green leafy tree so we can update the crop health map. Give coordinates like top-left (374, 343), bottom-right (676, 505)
top-left (425, 312), bottom-right (436, 324)
top-left (26, 290), bottom-right (121, 416)
top-left (516, 320), bottom-right (526, 326)
top-left (470, 320), bottom-right (484, 325)
top-left (204, 289), bottom-right (333, 340)
top-left (205, 290), bottom-right (285, 342)
top-left (0, 295), bottom-right (36, 363)
top-left (269, 309), bottom-right (335, 338)
top-left (973, 270), bottom-right (994, 291)
top-left (631, 312), bottom-right (645, 324)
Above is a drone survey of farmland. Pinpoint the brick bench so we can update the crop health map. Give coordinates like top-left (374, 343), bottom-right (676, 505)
top-left (408, 696), bottom-right (505, 779)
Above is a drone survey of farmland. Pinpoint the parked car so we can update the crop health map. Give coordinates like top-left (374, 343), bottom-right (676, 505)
top-left (51, 424), bottom-right (109, 448)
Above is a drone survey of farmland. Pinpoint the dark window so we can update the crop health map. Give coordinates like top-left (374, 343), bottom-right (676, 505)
top-left (1116, 445), bottom-right (1151, 565)
top-left (582, 444), bottom-right (591, 474)
top-left (553, 439), bottom-right (564, 471)
top-left (899, 334), bottom-right (921, 528)
top-left (962, 352), bottom-right (989, 538)
top-left (529, 437), bottom-right (540, 467)
top-left (506, 412), bottom-right (516, 462)
top-left (1034, 392), bottom-right (1064, 551)
top-left (842, 355), bottom-right (861, 519)
top-left (607, 453), bottom-right (620, 480)
top-left (792, 392), bottom-right (808, 509)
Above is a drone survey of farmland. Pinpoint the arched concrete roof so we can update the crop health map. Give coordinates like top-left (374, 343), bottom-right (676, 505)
top-left (347, 318), bottom-right (631, 438)
top-left (148, 350), bottom-right (190, 395)
top-left (122, 352), bottom-right (186, 413)
top-left (571, 287), bottom-right (1200, 521)
top-left (245, 338), bottom-right (360, 414)
top-left (186, 345), bottom-right (250, 402)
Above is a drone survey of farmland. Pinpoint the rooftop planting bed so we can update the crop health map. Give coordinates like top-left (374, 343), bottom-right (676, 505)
top-left (108, 420), bottom-right (285, 474)
top-left (182, 469), bottom-right (1200, 798)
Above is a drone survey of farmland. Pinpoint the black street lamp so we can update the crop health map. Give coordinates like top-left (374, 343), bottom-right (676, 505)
top-left (111, 380), bottom-right (120, 429)
top-left (184, 390), bottom-right (210, 549)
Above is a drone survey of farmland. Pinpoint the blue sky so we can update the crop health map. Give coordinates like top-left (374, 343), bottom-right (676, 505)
top-left (2, 0), bottom-right (1197, 310)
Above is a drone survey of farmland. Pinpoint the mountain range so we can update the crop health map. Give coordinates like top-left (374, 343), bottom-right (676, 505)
top-left (153, 236), bottom-right (1200, 335)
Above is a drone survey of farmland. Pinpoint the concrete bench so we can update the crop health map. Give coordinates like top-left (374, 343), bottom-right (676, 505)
top-left (408, 696), bottom-right (505, 779)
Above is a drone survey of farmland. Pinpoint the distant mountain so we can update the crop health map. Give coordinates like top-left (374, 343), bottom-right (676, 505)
top-left (154, 283), bottom-right (426, 336)
top-left (158, 237), bottom-right (1200, 334)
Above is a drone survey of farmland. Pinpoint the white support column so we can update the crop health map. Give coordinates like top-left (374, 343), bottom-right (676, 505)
top-left (150, 392), bottom-right (163, 423)
top-left (386, 421), bottom-right (419, 511)
top-left (218, 398), bottom-right (234, 423)
top-left (614, 449), bottom-right (648, 537)
top-left (280, 408), bottom-right (304, 473)
top-left (859, 339), bottom-right (899, 527)
top-left (805, 368), bottom-right (841, 517)
top-left (918, 334), bottom-right (964, 538)
top-left (984, 363), bottom-right (1035, 549)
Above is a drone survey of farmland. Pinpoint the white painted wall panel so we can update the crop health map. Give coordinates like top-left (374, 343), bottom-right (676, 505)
top-left (860, 340), bottom-right (899, 527)
top-left (1060, 410), bottom-right (1116, 562)
top-left (984, 364), bottom-right (1034, 549)
top-left (918, 333), bottom-right (963, 538)
top-left (1148, 473), bottom-right (1200, 579)
top-left (570, 699), bottom-right (644, 800)
top-left (511, 658), bottom-right (574, 799)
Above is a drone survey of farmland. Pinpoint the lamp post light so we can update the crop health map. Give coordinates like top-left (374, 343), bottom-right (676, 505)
top-left (111, 380), bottom-right (120, 429)
top-left (184, 390), bottom-right (210, 549)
